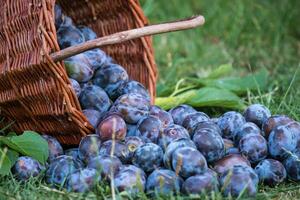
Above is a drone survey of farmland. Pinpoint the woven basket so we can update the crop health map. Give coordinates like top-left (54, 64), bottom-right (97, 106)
top-left (0, 0), bottom-right (204, 145)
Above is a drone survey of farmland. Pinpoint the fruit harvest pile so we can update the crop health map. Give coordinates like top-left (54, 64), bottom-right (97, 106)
top-left (9, 4), bottom-right (300, 198)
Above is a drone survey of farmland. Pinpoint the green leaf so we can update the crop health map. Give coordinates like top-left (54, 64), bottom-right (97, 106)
top-left (0, 148), bottom-right (12, 175)
top-left (186, 87), bottom-right (245, 109)
top-left (203, 69), bottom-right (268, 95)
top-left (6, 149), bottom-right (19, 166)
top-left (207, 63), bottom-right (233, 79)
top-left (0, 131), bottom-right (49, 164)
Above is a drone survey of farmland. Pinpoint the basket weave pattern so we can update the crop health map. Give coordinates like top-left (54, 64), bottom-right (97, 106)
top-left (0, 0), bottom-right (157, 145)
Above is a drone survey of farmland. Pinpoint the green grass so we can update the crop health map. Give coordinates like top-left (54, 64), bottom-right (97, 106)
top-left (1, 0), bottom-right (300, 199)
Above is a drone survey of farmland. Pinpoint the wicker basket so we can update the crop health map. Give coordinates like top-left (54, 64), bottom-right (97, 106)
top-left (0, 0), bottom-right (204, 145)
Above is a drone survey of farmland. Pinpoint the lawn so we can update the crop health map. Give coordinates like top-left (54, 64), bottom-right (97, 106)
top-left (1, 0), bottom-right (300, 199)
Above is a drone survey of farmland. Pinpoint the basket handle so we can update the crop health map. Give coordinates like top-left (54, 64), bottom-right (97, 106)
top-left (51, 15), bottom-right (205, 62)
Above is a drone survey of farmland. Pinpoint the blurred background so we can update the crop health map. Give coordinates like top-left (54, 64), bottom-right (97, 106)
top-left (140, 0), bottom-right (300, 117)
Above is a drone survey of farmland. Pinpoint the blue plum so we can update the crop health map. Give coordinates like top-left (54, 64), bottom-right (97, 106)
top-left (112, 93), bottom-right (150, 124)
top-left (115, 80), bottom-right (150, 101)
top-left (268, 123), bottom-right (298, 160)
top-left (79, 85), bottom-right (111, 114)
top-left (45, 155), bottom-right (81, 187)
top-left (158, 124), bottom-right (190, 150)
top-left (126, 124), bottom-right (139, 137)
top-left (59, 16), bottom-right (74, 28)
top-left (84, 49), bottom-right (112, 71)
top-left (93, 64), bottom-right (128, 99)
top-left (69, 78), bottom-right (81, 97)
top-left (64, 148), bottom-right (85, 168)
top-left (99, 140), bottom-right (129, 163)
top-left (172, 147), bottom-right (207, 178)
top-left (194, 121), bottom-right (222, 136)
top-left (12, 156), bottom-right (45, 181)
top-left (57, 26), bottom-right (85, 49)
top-left (239, 133), bottom-right (268, 163)
top-left (66, 168), bottom-right (100, 192)
top-left (219, 165), bottom-right (258, 197)
top-left (78, 135), bottom-right (102, 163)
top-left (132, 143), bottom-right (163, 173)
top-left (182, 112), bottom-right (210, 136)
top-left (283, 150), bottom-right (300, 181)
top-left (262, 115), bottom-right (294, 138)
top-left (125, 136), bottom-right (145, 162)
top-left (114, 165), bottom-right (146, 195)
top-left (54, 4), bottom-right (63, 29)
top-left (223, 138), bottom-right (240, 155)
top-left (213, 154), bottom-right (251, 174)
top-left (87, 155), bottom-right (122, 181)
top-left (163, 138), bottom-right (196, 169)
top-left (78, 25), bottom-right (97, 41)
top-left (41, 135), bottom-right (63, 162)
top-left (234, 122), bottom-right (261, 145)
top-left (255, 159), bottom-right (286, 186)
top-left (149, 105), bottom-right (174, 128)
top-left (168, 104), bottom-right (196, 125)
top-left (193, 125), bottom-right (225, 163)
top-left (146, 169), bottom-right (183, 195)
top-left (136, 115), bottom-right (163, 143)
top-left (243, 104), bottom-right (271, 127)
top-left (182, 169), bottom-right (219, 195)
top-left (82, 109), bottom-right (102, 129)
top-left (97, 113), bottom-right (126, 142)
top-left (217, 111), bottom-right (246, 139)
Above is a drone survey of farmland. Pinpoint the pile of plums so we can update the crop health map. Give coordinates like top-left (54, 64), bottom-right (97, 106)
top-left (10, 4), bottom-right (300, 198)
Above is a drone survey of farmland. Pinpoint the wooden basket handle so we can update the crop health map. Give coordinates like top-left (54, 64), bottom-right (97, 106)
top-left (51, 15), bottom-right (205, 62)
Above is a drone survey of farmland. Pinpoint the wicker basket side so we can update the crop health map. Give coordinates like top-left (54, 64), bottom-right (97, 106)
top-left (0, 0), bottom-right (93, 145)
top-left (58, 0), bottom-right (157, 100)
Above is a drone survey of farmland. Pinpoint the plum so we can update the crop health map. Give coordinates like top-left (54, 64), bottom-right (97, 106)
top-left (213, 154), bottom-right (251, 174)
top-left (136, 116), bottom-right (163, 143)
top-left (283, 150), bottom-right (300, 181)
top-left (115, 80), bottom-right (150, 101)
top-left (66, 168), bottom-right (100, 192)
top-left (158, 124), bottom-right (190, 150)
top-left (234, 122), bottom-right (261, 145)
top-left (239, 133), bottom-right (268, 163)
top-left (223, 138), bottom-right (239, 155)
top-left (82, 109), bottom-right (102, 129)
top-left (132, 143), bottom-right (163, 173)
top-left (182, 112), bottom-right (210, 136)
top-left (64, 56), bottom-right (94, 83)
top-left (126, 124), bottom-right (139, 137)
top-left (69, 78), bottom-right (81, 97)
top-left (217, 111), bottom-right (246, 139)
top-left (146, 169), bottom-right (183, 195)
top-left (255, 159), bottom-right (286, 186)
top-left (64, 148), bottom-right (85, 168)
top-left (45, 155), bottom-right (81, 187)
top-left (78, 25), bottom-right (97, 41)
top-left (125, 136), bottom-right (145, 162)
top-left (99, 140), bottom-right (129, 163)
top-left (268, 123), bottom-right (298, 160)
top-left (79, 85), bottom-right (111, 114)
top-left (262, 115), bottom-right (294, 138)
top-left (193, 125), bottom-right (225, 163)
top-left (112, 93), bottom-right (150, 124)
top-left (84, 49), bottom-right (112, 71)
top-left (114, 165), bottom-right (146, 195)
top-left (243, 104), bottom-right (271, 127)
top-left (163, 138), bottom-right (196, 169)
top-left (54, 4), bottom-right (63, 29)
top-left (97, 113), bottom-right (126, 142)
top-left (172, 147), bottom-right (207, 178)
top-left (93, 64), bottom-right (128, 99)
top-left (194, 121), bottom-right (222, 136)
top-left (182, 169), bottom-right (219, 195)
top-left (219, 165), bottom-right (258, 197)
top-left (78, 135), bottom-right (102, 163)
top-left (41, 135), bottom-right (63, 163)
top-left (60, 16), bottom-right (74, 28)
top-left (168, 104), bottom-right (196, 125)
top-left (57, 26), bottom-right (85, 49)
top-left (12, 156), bottom-right (45, 181)
top-left (87, 155), bottom-right (122, 181)
top-left (149, 105), bottom-right (174, 128)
